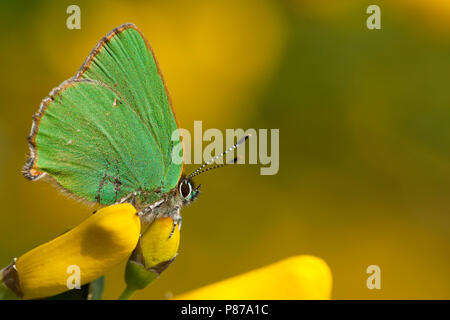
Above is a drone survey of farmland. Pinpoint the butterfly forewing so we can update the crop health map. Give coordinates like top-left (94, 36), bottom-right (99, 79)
top-left (25, 24), bottom-right (183, 205)
top-left (76, 24), bottom-right (182, 192)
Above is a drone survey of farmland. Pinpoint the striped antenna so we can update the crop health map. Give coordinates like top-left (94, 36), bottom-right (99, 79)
top-left (189, 156), bottom-right (240, 179)
top-left (187, 134), bottom-right (250, 179)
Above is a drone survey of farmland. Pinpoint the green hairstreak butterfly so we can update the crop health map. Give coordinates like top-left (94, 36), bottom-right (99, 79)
top-left (23, 23), bottom-right (248, 230)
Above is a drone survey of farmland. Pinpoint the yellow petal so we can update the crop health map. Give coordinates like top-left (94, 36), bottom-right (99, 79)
top-left (121, 217), bottom-right (180, 298)
top-left (174, 255), bottom-right (332, 300)
top-left (14, 203), bottom-right (140, 299)
top-left (140, 217), bottom-right (180, 268)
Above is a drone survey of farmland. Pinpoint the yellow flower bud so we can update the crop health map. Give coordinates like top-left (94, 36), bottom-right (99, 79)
top-left (139, 217), bottom-right (180, 268)
top-left (5, 203), bottom-right (140, 299)
top-left (120, 217), bottom-right (180, 299)
top-left (174, 255), bottom-right (332, 300)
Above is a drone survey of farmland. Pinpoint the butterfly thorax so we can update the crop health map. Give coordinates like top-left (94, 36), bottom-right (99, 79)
top-left (131, 177), bottom-right (200, 225)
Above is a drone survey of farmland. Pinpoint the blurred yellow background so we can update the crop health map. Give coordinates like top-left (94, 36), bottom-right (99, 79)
top-left (0, 0), bottom-right (449, 299)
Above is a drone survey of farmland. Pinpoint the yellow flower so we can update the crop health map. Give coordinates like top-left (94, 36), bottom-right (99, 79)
top-left (139, 217), bottom-right (181, 268)
top-left (1, 203), bottom-right (140, 299)
top-left (1, 204), bottom-right (332, 300)
top-left (174, 255), bottom-right (332, 300)
top-left (120, 217), bottom-right (180, 299)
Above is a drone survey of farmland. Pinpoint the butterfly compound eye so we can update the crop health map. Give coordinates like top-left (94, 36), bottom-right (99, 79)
top-left (179, 180), bottom-right (192, 199)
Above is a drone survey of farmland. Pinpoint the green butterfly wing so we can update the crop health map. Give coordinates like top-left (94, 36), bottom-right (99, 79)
top-left (24, 24), bottom-right (183, 205)
top-left (76, 24), bottom-right (182, 188)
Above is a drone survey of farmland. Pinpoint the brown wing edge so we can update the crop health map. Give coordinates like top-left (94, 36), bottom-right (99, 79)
top-left (23, 79), bottom-right (77, 181)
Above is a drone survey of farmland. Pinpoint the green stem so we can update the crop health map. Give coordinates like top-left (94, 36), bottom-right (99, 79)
top-left (118, 285), bottom-right (137, 300)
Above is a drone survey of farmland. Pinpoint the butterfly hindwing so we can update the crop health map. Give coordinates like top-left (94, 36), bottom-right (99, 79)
top-left (28, 80), bottom-right (166, 205)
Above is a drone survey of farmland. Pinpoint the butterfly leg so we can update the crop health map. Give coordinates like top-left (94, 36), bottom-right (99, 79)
top-left (140, 199), bottom-right (165, 214)
top-left (138, 199), bottom-right (165, 224)
top-left (118, 191), bottom-right (140, 206)
top-left (168, 208), bottom-right (182, 239)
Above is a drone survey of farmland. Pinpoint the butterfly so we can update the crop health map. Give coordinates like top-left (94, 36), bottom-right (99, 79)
top-left (23, 23), bottom-right (247, 231)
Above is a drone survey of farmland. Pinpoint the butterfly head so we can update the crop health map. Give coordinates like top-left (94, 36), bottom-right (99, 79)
top-left (177, 177), bottom-right (200, 206)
